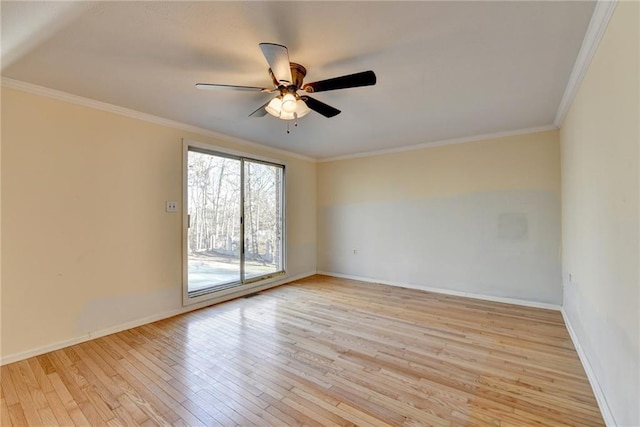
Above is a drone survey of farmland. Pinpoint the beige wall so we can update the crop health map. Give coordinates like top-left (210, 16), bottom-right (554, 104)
top-left (318, 130), bottom-right (562, 304)
top-left (560, 2), bottom-right (639, 425)
top-left (0, 88), bottom-right (316, 360)
top-left (318, 131), bottom-right (560, 206)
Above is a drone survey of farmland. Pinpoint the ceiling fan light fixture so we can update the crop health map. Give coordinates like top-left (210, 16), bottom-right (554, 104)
top-left (279, 110), bottom-right (296, 120)
top-left (265, 96), bottom-right (283, 117)
top-left (281, 93), bottom-right (297, 113)
top-left (197, 43), bottom-right (377, 122)
top-left (295, 99), bottom-right (311, 118)
top-left (265, 95), bottom-right (311, 120)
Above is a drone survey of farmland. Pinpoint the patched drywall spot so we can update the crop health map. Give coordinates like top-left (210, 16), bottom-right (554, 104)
top-left (497, 212), bottom-right (528, 239)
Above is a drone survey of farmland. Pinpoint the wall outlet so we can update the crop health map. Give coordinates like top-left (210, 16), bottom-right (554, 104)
top-left (166, 201), bottom-right (178, 212)
top-left (352, 249), bottom-right (357, 255)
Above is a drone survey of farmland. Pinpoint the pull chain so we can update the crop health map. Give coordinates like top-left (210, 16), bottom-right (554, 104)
top-left (286, 113), bottom-right (300, 135)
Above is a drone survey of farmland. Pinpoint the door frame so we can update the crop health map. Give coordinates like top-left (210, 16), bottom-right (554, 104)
top-left (182, 139), bottom-right (287, 306)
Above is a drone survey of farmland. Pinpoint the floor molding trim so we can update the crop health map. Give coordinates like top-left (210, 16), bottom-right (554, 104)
top-left (0, 271), bottom-right (316, 366)
top-left (561, 308), bottom-right (617, 426)
top-left (317, 271), bottom-right (561, 311)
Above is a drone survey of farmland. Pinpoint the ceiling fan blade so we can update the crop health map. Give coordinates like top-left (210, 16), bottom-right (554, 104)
top-left (301, 96), bottom-right (341, 118)
top-left (196, 83), bottom-right (273, 92)
top-left (259, 43), bottom-right (293, 86)
top-left (249, 101), bottom-right (270, 117)
top-left (302, 70), bottom-right (376, 93)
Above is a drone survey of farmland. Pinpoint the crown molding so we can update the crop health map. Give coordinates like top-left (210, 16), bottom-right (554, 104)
top-left (318, 124), bottom-right (558, 163)
top-left (1, 77), bottom-right (316, 163)
top-left (554, 0), bottom-right (618, 127)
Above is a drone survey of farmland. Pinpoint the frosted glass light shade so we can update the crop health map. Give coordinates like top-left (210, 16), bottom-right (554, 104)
top-left (295, 99), bottom-right (311, 118)
top-left (281, 93), bottom-right (297, 113)
top-left (265, 95), bottom-right (311, 120)
top-left (265, 97), bottom-right (282, 117)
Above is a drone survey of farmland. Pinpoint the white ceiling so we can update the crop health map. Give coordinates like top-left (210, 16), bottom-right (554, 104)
top-left (1, 1), bottom-right (596, 160)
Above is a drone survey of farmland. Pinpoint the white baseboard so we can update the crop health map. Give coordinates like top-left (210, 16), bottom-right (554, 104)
top-left (0, 271), bottom-right (316, 366)
top-left (561, 308), bottom-right (616, 426)
top-left (1, 308), bottom-right (188, 366)
top-left (316, 271), bottom-right (561, 311)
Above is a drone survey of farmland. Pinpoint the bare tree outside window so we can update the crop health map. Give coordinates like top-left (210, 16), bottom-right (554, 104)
top-left (244, 160), bottom-right (283, 279)
top-left (186, 149), bottom-right (284, 296)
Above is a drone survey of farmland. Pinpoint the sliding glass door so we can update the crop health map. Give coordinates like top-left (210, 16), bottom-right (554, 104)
top-left (185, 145), bottom-right (284, 302)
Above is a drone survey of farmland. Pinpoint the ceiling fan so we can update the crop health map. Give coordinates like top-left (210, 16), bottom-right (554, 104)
top-left (196, 43), bottom-right (377, 121)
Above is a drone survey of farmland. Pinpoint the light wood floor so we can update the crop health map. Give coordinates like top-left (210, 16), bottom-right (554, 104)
top-left (1, 275), bottom-right (604, 426)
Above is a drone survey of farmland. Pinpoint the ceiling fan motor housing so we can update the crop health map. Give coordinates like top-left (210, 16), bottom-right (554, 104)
top-left (270, 63), bottom-right (307, 90)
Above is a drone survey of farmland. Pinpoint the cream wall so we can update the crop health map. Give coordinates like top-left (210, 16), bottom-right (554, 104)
top-left (317, 130), bottom-right (562, 304)
top-left (560, 2), bottom-right (639, 425)
top-left (0, 88), bottom-right (316, 361)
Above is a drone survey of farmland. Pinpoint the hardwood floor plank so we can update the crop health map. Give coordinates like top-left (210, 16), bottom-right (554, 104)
top-left (1, 397), bottom-right (14, 426)
top-left (47, 371), bottom-right (91, 426)
top-left (178, 398), bottom-right (222, 427)
top-left (292, 386), bottom-right (384, 427)
top-left (259, 390), bottom-right (325, 427)
top-left (46, 351), bottom-right (90, 407)
top-left (114, 393), bottom-right (149, 425)
top-left (196, 388), bottom-right (257, 426)
top-left (6, 364), bottom-right (43, 426)
top-left (35, 406), bottom-right (58, 426)
top-left (0, 275), bottom-right (604, 426)
top-left (263, 403), bottom-right (305, 426)
top-left (26, 359), bottom-right (54, 396)
top-left (6, 402), bottom-right (29, 426)
top-left (328, 384), bottom-right (408, 425)
top-left (42, 389), bottom-right (75, 426)
top-left (1, 366), bottom-right (20, 407)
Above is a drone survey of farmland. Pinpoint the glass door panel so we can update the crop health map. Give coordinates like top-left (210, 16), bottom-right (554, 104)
top-left (187, 150), bottom-right (241, 295)
top-left (243, 160), bottom-right (284, 281)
